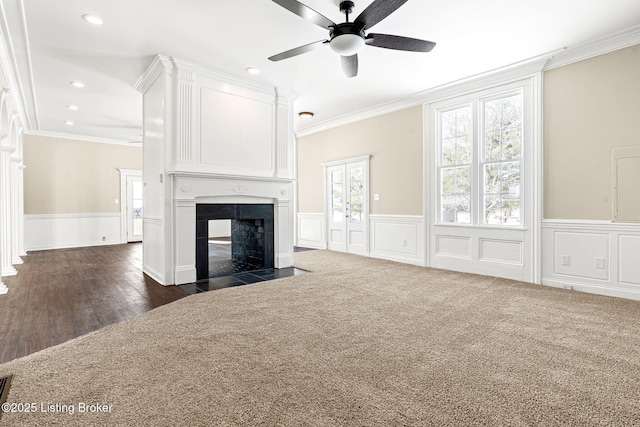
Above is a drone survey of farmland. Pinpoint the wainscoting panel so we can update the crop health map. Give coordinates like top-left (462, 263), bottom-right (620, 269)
top-left (369, 215), bottom-right (425, 266)
top-left (296, 213), bottom-right (326, 249)
top-left (619, 235), bottom-right (640, 285)
top-left (430, 225), bottom-right (529, 282)
top-left (479, 239), bottom-right (523, 265)
top-left (25, 213), bottom-right (122, 251)
top-left (436, 235), bottom-right (471, 259)
top-left (542, 220), bottom-right (640, 300)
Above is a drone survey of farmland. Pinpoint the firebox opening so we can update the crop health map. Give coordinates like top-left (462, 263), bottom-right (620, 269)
top-left (196, 204), bottom-right (275, 282)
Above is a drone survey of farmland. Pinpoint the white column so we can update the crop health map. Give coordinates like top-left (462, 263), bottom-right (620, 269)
top-left (0, 144), bottom-right (17, 276)
top-left (10, 150), bottom-right (23, 264)
top-left (0, 131), bottom-right (10, 292)
top-left (18, 162), bottom-right (26, 257)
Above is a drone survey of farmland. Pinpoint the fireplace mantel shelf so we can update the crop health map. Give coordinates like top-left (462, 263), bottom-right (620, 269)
top-left (167, 171), bottom-right (295, 183)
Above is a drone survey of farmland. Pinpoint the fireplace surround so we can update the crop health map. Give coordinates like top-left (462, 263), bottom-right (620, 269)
top-left (196, 203), bottom-right (274, 281)
top-left (135, 55), bottom-right (295, 285)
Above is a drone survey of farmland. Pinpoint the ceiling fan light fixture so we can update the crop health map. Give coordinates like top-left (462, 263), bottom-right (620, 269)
top-left (329, 33), bottom-right (365, 56)
top-left (298, 111), bottom-right (314, 119)
top-left (82, 14), bottom-right (104, 26)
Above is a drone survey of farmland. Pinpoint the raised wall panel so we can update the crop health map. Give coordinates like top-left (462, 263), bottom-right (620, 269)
top-left (436, 235), bottom-right (471, 258)
top-left (619, 235), bottom-right (640, 285)
top-left (200, 88), bottom-right (274, 175)
top-left (297, 213), bottom-right (325, 249)
top-left (369, 215), bottom-right (424, 266)
top-left (554, 232), bottom-right (609, 280)
top-left (373, 222), bottom-right (418, 255)
top-left (541, 221), bottom-right (640, 301)
top-left (479, 239), bottom-right (523, 265)
top-left (24, 214), bottom-right (121, 251)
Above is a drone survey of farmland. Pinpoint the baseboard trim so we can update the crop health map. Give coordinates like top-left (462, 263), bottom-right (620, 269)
top-left (542, 277), bottom-right (640, 301)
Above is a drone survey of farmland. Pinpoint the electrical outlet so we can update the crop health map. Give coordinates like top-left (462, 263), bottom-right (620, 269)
top-left (402, 239), bottom-right (408, 247)
top-left (374, 194), bottom-right (380, 201)
top-left (595, 257), bottom-right (606, 269)
top-left (561, 255), bottom-right (570, 266)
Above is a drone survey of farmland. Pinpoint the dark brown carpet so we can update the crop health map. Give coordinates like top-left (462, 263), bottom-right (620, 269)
top-left (1, 250), bottom-right (639, 426)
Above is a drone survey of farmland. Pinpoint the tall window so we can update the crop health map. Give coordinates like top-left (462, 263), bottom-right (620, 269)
top-left (437, 91), bottom-right (524, 226)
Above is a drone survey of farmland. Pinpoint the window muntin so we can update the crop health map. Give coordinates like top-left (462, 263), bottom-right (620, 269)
top-left (437, 91), bottom-right (524, 227)
top-left (439, 105), bottom-right (472, 224)
top-left (482, 94), bottom-right (523, 225)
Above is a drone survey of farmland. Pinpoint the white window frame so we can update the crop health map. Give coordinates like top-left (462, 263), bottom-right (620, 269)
top-left (424, 74), bottom-right (543, 284)
top-left (435, 85), bottom-right (528, 230)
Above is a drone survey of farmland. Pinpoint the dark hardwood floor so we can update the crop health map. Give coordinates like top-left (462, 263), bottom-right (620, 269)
top-left (0, 243), bottom-right (189, 365)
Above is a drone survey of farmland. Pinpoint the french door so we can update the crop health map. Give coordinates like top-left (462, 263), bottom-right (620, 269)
top-left (325, 157), bottom-right (369, 255)
top-left (126, 175), bottom-right (143, 242)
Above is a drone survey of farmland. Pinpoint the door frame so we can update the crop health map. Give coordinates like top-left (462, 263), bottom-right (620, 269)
top-left (322, 155), bottom-right (371, 255)
top-left (118, 168), bottom-right (143, 243)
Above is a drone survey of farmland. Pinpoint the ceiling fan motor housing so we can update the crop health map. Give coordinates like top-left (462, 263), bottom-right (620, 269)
top-left (329, 23), bottom-right (366, 55)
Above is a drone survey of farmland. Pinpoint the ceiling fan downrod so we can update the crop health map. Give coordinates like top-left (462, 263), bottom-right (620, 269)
top-left (340, 1), bottom-right (355, 22)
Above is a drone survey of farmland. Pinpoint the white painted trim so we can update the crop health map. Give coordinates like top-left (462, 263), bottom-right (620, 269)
top-left (544, 24), bottom-right (640, 70)
top-left (541, 220), bottom-right (640, 301)
top-left (425, 74), bottom-right (542, 284)
top-left (369, 214), bottom-right (426, 266)
top-left (296, 26), bottom-right (640, 139)
top-left (24, 213), bottom-right (122, 251)
top-left (0, 0), bottom-right (32, 129)
top-left (174, 265), bottom-right (196, 284)
top-left (25, 130), bottom-right (134, 147)
top-left (542, 219), bottom-right (640, 232)
top-left (297, 52), bottom-right (553, 138)
top-left (320, 155), bottom-right (371, 168)
top-left (542, 278), bottom-right (640, 302)
top-left (296, 213), bottom-right (326, 249)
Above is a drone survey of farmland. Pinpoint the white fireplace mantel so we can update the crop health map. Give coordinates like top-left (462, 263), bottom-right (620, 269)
top-left (135, 56), bottom-right (296, 285)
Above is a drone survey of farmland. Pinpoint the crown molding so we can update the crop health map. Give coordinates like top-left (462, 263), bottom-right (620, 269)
top-left (295, 51), bottom-right (555, 138)
top-left (296, 25), bottom-right (640, 138)
top-left (133, 54), bottom-right (172, 94)
top-left (25, 130), bottom-right (140, 147)
top-left (0, 0), bottom-right (33, 131)
top-left (544, 24), bottom-right (640, 71)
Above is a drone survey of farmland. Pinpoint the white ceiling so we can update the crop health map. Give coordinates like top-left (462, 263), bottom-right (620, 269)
top-left (1, 0), bottom-right (640, 144)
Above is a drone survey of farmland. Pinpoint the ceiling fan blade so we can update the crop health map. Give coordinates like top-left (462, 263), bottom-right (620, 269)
top-left (354, 0), bottom-right (408, 30)
top-left (268, 40), bottom-right (328, 61)
top-left (365, 33), bottom-right (436, 52)
top-left (341, 54), bottom-right (358, 78)
top-left (271, 0), bottom-right (336, 29)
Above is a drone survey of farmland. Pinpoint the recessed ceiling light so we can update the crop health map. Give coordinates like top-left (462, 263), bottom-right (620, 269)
top-left (82, 14), bottom-right (104, 26)
top-left (298, 112), bottom-right (314, 119)
top-left (246, 66), bottom-right (261, 75)
top-left (66, 104), bottom-right (79, 111)
top-left (64, 121), bottom-right (74, 126)
top-left (70, 81), bottom-right (84, 89)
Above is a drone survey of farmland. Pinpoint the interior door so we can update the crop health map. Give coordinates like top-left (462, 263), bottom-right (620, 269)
top-left (326, 159), bottom-right (368, 255)
top-left (126, 175), bottom-right (143, 242)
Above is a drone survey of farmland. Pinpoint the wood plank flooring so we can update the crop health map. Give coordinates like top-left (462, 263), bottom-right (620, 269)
top-left (0, 243), bottom-right (189, 365)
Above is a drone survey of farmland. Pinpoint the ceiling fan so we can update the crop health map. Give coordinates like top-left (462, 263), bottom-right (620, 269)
top-left (268, 0), bottom-right (436, 78)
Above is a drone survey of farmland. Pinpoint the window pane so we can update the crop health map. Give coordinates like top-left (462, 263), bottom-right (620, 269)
top-left (441, 195), bottom-right (457, 223)
top-left (483, 94), bottom-right (523, 162)
top-left (331, 170), bottom-right (343, 184)
top-left (132, 181), bottom-right (143, 199)
top-left (440, 105), bottom-right (472, 166)
top-left (483, 161), bottom-right (520, 225)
